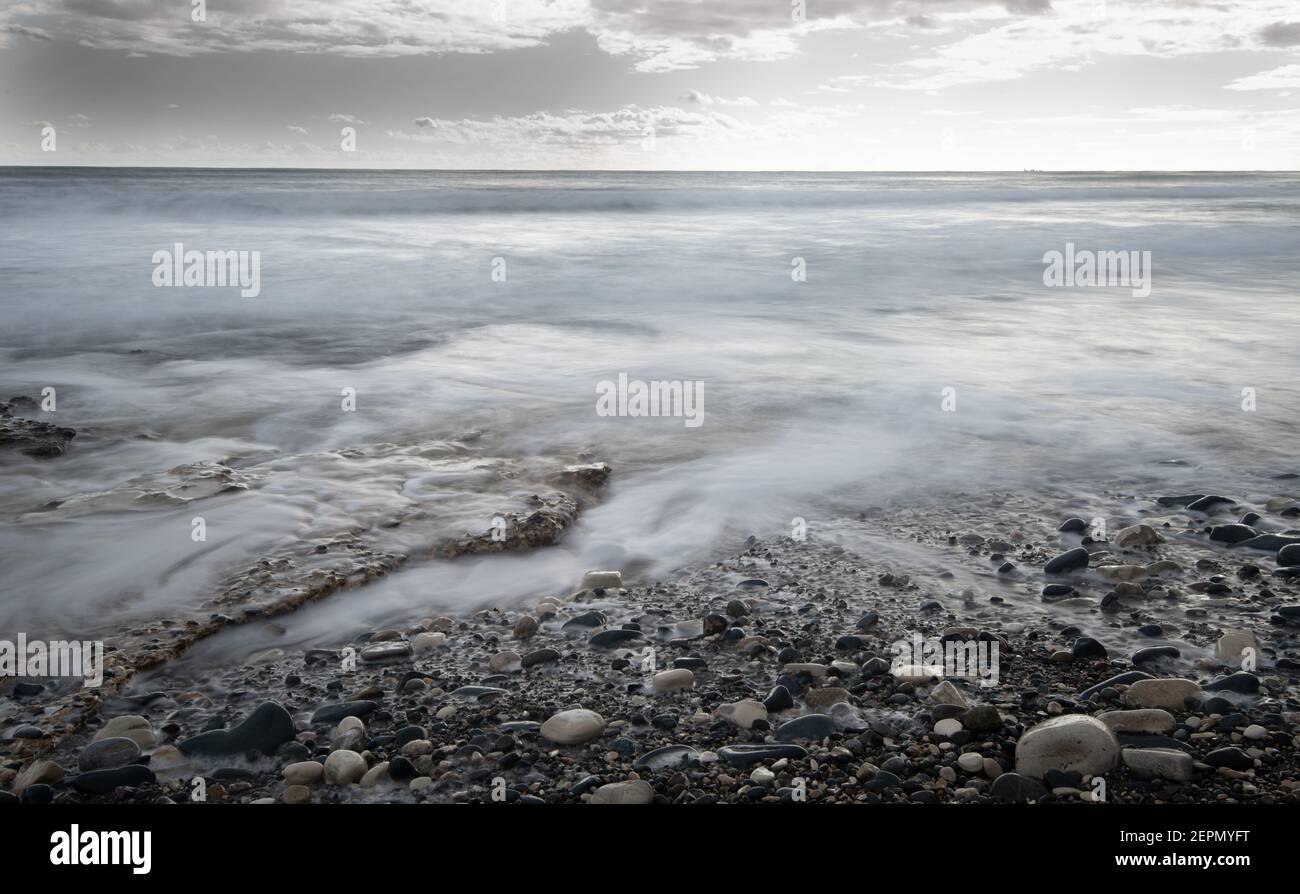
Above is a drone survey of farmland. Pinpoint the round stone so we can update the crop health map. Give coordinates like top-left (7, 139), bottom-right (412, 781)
top-left (933, 718), bottom-right (963, 737)
top-left (540, 709), bottom-right (606, 745)
top-left (957, 752), bottom-right (984, 773)
top-left (323, 749), bottom-right (367, 785)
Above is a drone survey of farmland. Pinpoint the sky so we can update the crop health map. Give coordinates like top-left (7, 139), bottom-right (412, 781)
top-left (0, 0), bottom-right (1297, 170)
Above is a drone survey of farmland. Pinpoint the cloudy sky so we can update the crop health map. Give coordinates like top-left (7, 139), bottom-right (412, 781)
top-left (1, 0), bottom-right (1297, 169)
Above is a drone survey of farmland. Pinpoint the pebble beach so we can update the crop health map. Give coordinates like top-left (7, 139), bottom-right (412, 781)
top-left (6, 474), bottom-right (1298, 806)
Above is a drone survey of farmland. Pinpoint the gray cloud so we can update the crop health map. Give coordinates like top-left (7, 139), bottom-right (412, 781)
top-left (1259, 21), bottom-right (1300, 46)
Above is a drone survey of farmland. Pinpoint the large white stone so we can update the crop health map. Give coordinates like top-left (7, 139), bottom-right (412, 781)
top-left (540, 709), bottom-right (606, 745)
top-left (652, 669), bottom-right (695, 692)
top-left (323, 749), bottom-right (367, 785)
top-left (1014, 714), bottom-right (1120, 779)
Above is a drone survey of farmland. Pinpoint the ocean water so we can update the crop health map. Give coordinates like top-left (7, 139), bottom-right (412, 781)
top-left (1, 169), bottom-right (1298, 646)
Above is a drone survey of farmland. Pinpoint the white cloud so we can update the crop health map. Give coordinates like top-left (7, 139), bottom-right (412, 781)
top-left (1226, 64), bottom-right (1300, 91)
top-left (392, 105), bottom-right (743, 149)
top-left (856, 0), bottom-right (1300, 91)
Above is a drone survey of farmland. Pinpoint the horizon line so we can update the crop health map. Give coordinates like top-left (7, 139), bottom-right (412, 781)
top-left (1, 164), bottom-right (1297, 175)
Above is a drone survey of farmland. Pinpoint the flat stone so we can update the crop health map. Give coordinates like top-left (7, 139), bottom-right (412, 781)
top-left (588, 629), bottom-right (644, 648)
top-left (1123, 678), bottom-right (1202, 711)
top-left (989, 772), bottom-right (1048, 803)
top-left (803, 686), bottom-right (851, 711)
top-left (717, 744), bottom-right (808, 768)
top-left (1210, 524), bottom-right (1258, 544)
top-left (1132, 646), bottom-right (1180, 665)
top-left (1044, 547), bottom-right (1090, 575)
top-left (449, 686), bottom-right (507, 699)
top-left (1204, 672), bottom-right (1259, 694)
top-left (1204, 747), bottom-right (1253, 771)
top-left (310, 700), bottom-right (378, 725)
top-left (1099, 709), bottom-right (1175, 734)
top-left (540, 709), bottom-right (605, 745)
top-left (581, 570), bottom-right (623, 590)
top-left (632, 745), bottom-right (700, 771)
top-left (71, 765), bottom-right (155, 795)
top-left (488, 651), bottom-right (522, 673)
top-left (774, 714), bottom-right (838, 742)
top-left (411, 632), bottom-right (447, 654)
top-left (1122, 748), bottom-right (1195, 782)
top-left (78, 737), bottom-right (141, 772)
top-left (283, 761), bottom-right (325, 785)
top-left (361, 641), bottom-right (412, 663)
top-left (1014, 714), bottom-right (1120, 779)
top-left (1096, 564), bottom-right (1148, 582)
top-left (282, 784), bottom-right (311, 804)
top-left (561, 611), bottom-right (607, 631)
top-left (589, 779), bottom-right (653, 804)
top-left (652, 669), bottom-right (694, 692)
top-left (715, 698), bottom-right (768, 730)
top-left (93, 715), bottom-right (156, 749)
top-left (522, 648), bottom-right (560, 668)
